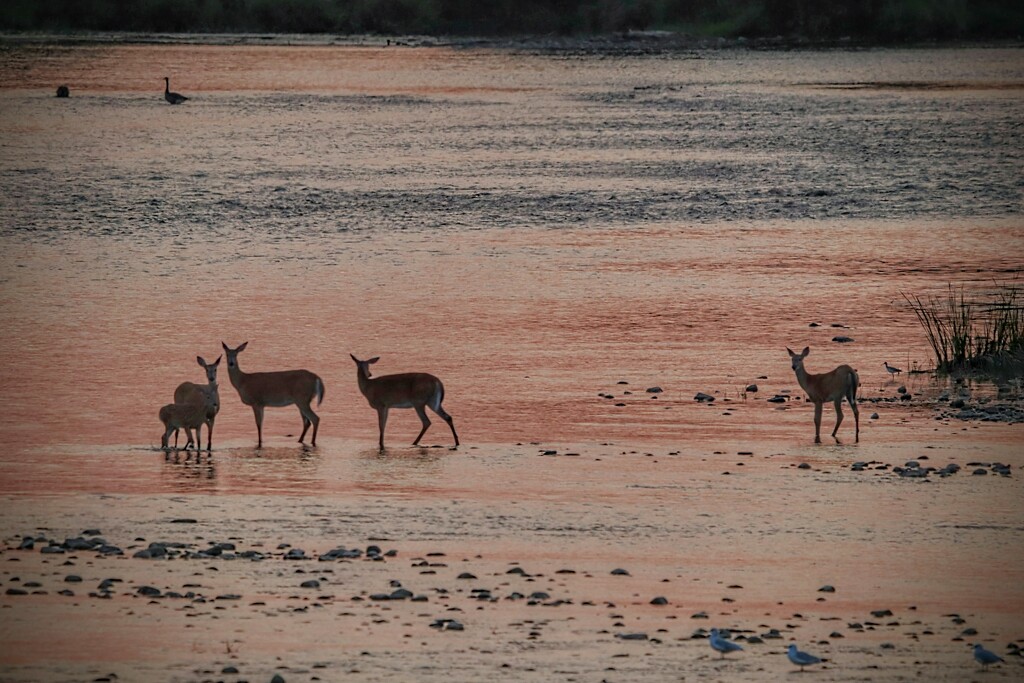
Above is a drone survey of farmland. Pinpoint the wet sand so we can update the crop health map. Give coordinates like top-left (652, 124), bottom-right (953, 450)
top-left (1, 43), bottom-right (1023, 681)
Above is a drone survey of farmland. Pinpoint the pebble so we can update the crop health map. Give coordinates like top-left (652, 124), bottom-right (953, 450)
top-left (271, 675), bottom-right (286, 683)
top-left (646, 387), bottom-right (663, 393)
top-left (832, 336), bottom-right (855, 343)
top-left (300, 580), bottom-right (321, 589)
top-left (610, 568), bottom-right (630, 576)
top-left (650, 596), bottom-right (668, 605)
top-left (694, 392), bottom-right (715, 402)
top-left (818, 585), bottom-right (836, 593)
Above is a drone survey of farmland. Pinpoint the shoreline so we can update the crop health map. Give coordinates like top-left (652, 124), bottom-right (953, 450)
top-left (1, 30), bottom-right (1021, 52)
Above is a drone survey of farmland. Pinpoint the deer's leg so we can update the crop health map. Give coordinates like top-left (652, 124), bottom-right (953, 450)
top-left (849, 395), bottom-right (860, 443)
top-left (832, 399), bottom-right (844, 439)
top-left (413, 405), bottom-right (431, 446)
top-left (162, 427), bottom-right (172, 450)
top-left (377, 407), bottom-right (389, 450)
top-left (173, 428), bottom-right (180, 449)
top-left (297, 402), bottom-right (319, 446)
top-left (433, 405), bottom-right (459, 447)
top-left (206, 418), bottom-right (214, 452)
top-left (252, 405), bottom-right (264, 448)
top-left (813, 402), bottom-right (823, 443)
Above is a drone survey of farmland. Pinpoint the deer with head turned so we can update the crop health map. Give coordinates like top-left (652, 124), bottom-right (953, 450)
top-left (787, 346), bottom-right (860, 443)
top-left (221, 342), bottom-right (324, 448)
top-left (350, 354), bottom-right (459, 450)
top-left (160, 389), bottom-right (218, 451)
top-left (173, 355), bottom-right (220, 451)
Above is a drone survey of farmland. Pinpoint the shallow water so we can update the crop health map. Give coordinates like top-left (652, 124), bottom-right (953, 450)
top-left (0, 42), bottom-right (1022, 682)
top-left (1, 44), bottom-right (1022, 469)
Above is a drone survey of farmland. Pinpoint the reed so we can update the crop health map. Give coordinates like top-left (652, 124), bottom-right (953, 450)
top-left (902, 282), bottom-right (1024, 375)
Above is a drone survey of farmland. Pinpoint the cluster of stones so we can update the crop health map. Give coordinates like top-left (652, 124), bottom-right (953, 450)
top-left (850, 459), bottom-right (1011, 478)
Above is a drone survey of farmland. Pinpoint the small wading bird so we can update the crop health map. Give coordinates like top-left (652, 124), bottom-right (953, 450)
top-left (708, 628), bottom-right (744, 659)
top-left (221, 342), bottom-right (324, 448)
top-left (787, 346), bottom-right (860, 443)
top-left (351, 354), bottom-right (459, 450)
top-left (883, 361), bottom-right (902, 380)
top-left (787, 644), bottom-right (822, 671)
top-left (973, 643), bottom-right (1005, 670)
top-left (164, 77), bottom-right (188, 104)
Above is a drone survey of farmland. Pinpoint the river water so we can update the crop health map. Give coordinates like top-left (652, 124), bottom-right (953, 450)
top-left (0, 41), bottom-right (1021, 489)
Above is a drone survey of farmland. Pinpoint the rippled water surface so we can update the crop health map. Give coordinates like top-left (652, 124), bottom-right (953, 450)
top-left (0, 43), bottom-right (1022, 492)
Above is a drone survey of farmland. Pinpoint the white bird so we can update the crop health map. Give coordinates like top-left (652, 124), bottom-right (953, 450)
top-left (974, 643), bottom-right (1005, 670)
top-left (709, 628), bottom-right (744, 658)
top-left (883, 361), bottom-right (902, 380)
top-left (787, 643), bottom-right (822, 671)
top-left (164, 77), bottom-right (188, 105)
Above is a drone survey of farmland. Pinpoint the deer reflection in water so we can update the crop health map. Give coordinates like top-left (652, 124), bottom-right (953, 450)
top-left (163, 448), bottom-right (216, 489)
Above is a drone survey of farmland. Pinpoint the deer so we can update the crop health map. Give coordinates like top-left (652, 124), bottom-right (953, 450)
top-left (787, 346), bottom-right (860, 444)
top-left (350, 354), bottom-right (459, 450)
top-left (172, 355), bottom-right (220, 451)
top-left (221, 342), bottom-right (324, 448)
top-left (159, 389), bottom-right (218, 451)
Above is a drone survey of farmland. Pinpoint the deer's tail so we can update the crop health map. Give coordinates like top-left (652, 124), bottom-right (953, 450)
top-left (316, 377), bottom-right (325, 406)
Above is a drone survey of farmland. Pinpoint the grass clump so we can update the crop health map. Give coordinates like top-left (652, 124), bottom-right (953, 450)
top-left (902, 282), bottom-right (1024, 376)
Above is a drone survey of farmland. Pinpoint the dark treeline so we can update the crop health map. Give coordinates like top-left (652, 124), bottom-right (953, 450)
top-left (2, 0), bottom-right (1022, 42)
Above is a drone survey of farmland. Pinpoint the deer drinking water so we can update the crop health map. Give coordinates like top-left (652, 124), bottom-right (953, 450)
top-left (173, 355), bottom-right (220, 451)
top-left (221, 342), bottom-right (324, 448)
top-left (350, 354), bottom-right (459, 450)
top-left (787, 346), bottom-right (860, 443)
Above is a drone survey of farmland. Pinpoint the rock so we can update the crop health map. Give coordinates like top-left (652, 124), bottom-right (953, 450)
top-left (818, 585), bottom-right (836, 593)
top-left (457, 572), bottom-right (477, 580)
top-left (64, 575), bottom-right (83, 583)
top-left (832, 336), bottom-right (854, 343)
top-left (745, 384), bottom-right (758, 392)
top-left (137, 586), bottom-right (161, 597)
top-left (283, 548), bottom-right (307, 560)
top-left (646, 387), bottom-right (663, 394)
top-left (300, 580), bottom-right (320, 589)
top-left (221, 666), bottom-right (239, 674)
top-left (694, 392), bottom-right (715, 403)
top-left (897, 385), bottom-right (907, 394)
top-left (650, 596), bottom-right (668, 605)
top-left (871, 609), bottom-right (893, 618)
top-left (616, 632), bottom-right (649, 640)
top-left (809, 322), bottom-right (821, 327)
top-left (767, 395), bottom-right (787, 403)
top-left (271, 675), bottom-right (286, 683)
top-left (170, 518), bottom-right (197, 524)
top-left (972, 468), bottom-right (988, 475)
top-left (390, 588), bottom-right (414, 600)
top-left (797, 463), bottom-right (811, 470)
top-left (870, 412), bottom-right (879, 419)
top-left (56, 85), bottom-right (70, 97)
top-left (430, 618), bottom-right (464, 631)
top-left (610, 568), bottom-right (630, 576)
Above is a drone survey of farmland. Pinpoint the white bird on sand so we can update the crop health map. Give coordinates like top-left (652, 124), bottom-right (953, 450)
top-left (974, 643), bottom-right (1005, 669)
top-left (709, 628), bottom-right (744, 658)
top-left (164, 77), bottom-right (188, 105)
top-left (883, 361), bottom-right (902, 380)
top-left (787, 643), bottom-right (822, 671)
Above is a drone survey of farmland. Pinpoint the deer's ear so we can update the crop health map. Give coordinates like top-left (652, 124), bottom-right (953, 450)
top-left (801, 346), bottom-right (810, 357)
top-left (368, 357), bottom-right (380, 364)
top-left (197, 356), bottom-right (206, 367)
top-left (786, 347), bottom-right (795, 357)
top-left (222, 341), bottom-right (230, 351)
top-left (350, 353), bottom-right (359, 363)
top-left (238, 341), bottom-right (248, 352)
top-left (213, 356), bottom-right (221, 366)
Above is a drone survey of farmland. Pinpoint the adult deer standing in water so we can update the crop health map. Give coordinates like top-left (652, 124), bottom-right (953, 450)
top-left (787, 346), bottom-right (860, 443)
top-left (222, 342), bottom-right (324, 448)
top-left (350, 354), bottom-right (459, 450)
top-left (173, 355), bottom-right (220, 451)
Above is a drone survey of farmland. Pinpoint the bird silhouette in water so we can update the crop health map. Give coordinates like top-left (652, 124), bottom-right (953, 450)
top-left (973, 643), bottom-right (1005, 670)
top-left (883, 361), bottom-right (902, 380)
top-left (708, 628), bottom-right (744, 658)
top-left (787, 643), bottom-right (822, 671)
top-left (164, 77), bottom-right (188, 105)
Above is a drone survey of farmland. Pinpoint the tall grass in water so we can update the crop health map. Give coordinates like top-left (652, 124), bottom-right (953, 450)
top-left (902, 283), bottom-right (1024, 375)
